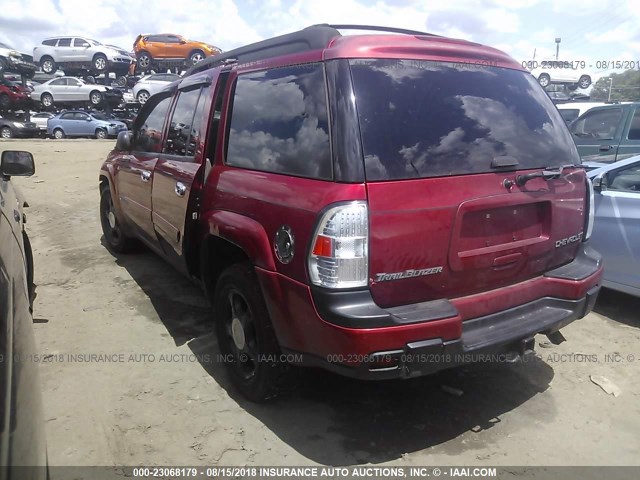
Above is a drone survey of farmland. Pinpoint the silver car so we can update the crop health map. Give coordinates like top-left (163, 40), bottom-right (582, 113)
top-left (30, 76), bottom-right (110, 108)
top-left (132, 73), bottom-right (180, 104)
top-left (587, 155), bottom-right (640, 297)
top-left (33, 37), bottom-right (133, 74)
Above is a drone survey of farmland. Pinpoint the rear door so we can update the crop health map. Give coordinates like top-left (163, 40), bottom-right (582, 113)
top-left (113, 93), bottom-right (172, 242)
top-left (617, 106), bottom-right (640, 161)
top-left (569, 106), bottom-right (626, 162)
top-left (151, 72), bottom-right (219, 272)
top-left (54, 37), bottom-right (72, 62)
top-left (349, 59), bottom-right (587, 308)
top-left (58, 112), bottom-right (78, 135)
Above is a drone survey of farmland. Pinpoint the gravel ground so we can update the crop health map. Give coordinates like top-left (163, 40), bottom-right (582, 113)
top-left (5, 138), bottom-right (640, 470)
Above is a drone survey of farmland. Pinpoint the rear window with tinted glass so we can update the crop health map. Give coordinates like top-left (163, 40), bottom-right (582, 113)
top-left (349, 59), bottom-right (579, 181)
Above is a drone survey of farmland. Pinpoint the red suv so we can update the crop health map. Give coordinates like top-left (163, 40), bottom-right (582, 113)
top-left (99, 24), bottom-right (603, 401)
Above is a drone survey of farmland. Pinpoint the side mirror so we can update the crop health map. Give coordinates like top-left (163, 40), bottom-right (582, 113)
top-left (82, 43), bottom-right (90, 48)
top-left (1, 151), bottom-right (35, 178)
top-left (115, 130), bottom-right (132, 151)
top-left (592, 173), bottom-right (606, 192)
top-left (180, 40), bottom-right (186, 44)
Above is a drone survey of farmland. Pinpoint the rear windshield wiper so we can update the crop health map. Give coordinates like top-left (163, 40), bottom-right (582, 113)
top-left (515, 164), bottom-right (577, 187)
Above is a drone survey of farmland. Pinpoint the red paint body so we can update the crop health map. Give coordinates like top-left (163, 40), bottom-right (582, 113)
top-left (100, 31), bottom-right (602, 374)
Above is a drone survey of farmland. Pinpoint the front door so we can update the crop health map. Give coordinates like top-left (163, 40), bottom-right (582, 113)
top-left (114, 94), bottom-right (172, 242)
top-left (152, 74), bottom-right (218, 272)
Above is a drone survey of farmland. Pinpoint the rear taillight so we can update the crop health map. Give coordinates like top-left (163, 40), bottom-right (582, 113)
top-left (584, 177), bottom-right (595, 241)
top-left (308, 201), bottom-right (368, 289)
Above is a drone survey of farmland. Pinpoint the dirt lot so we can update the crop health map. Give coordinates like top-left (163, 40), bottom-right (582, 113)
top-left (4, 138), bottom-right (640, 468)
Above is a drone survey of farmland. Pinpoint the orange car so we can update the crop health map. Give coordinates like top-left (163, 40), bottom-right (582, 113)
top-left (133, 34), bottom-right (222, 69)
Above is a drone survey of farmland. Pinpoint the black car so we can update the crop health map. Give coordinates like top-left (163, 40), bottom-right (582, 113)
top-left (0, 116), bottom-right (39, 139)
top-left (0, 150), bottom-right (46, 478)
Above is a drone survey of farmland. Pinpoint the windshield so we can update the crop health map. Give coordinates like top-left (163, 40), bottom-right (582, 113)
top-left (89, 39), bottom-right (102, 46)
top-left (349, 59), bottom-right (580, 180)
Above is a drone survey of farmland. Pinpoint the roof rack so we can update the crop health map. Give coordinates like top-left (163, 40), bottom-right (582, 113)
top-left (184, 23), bottom-right (439, 77)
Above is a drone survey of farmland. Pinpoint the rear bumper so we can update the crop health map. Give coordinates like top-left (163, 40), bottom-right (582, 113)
top-left (258, 243), bottom-right (603, 379)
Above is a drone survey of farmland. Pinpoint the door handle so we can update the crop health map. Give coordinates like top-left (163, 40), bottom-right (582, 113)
top-left (140, 170), bottom-right (151, 182)
top-left (175, 182), bottom-right (186, 197)
top-left (599, 145), bottom-right (613, 151)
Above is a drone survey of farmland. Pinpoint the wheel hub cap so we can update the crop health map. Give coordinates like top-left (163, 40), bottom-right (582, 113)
top-left (231, 317), bottom-right (246, 350)
top-left (108, 211), bottom-right (116, 229)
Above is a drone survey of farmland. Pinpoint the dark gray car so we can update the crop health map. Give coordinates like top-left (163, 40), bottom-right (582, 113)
top-left (587, 154), bottom-right (640, 297)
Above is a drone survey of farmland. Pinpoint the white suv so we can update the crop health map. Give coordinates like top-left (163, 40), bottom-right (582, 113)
top-left (33, 37), bottom-right (134, 75)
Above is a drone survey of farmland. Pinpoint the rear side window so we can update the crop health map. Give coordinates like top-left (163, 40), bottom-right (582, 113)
top-left (570, 108), bottom-right (622, 140)
top-left (226, 63), bottom-right (332, 180)
top-left (349, 59), bottom-right (579, 180)
top-left (42, 39), bottom-right (57, 46)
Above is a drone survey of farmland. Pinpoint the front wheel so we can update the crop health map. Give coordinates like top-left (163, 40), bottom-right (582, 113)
top-left (41, 93), bottom-right (54, 108)
top-left (538, 73), bottom-right (551, 87)
top-left (137, 52), bottom-right (151, 70)
top-left (95, 128), bottom-right (107, 139)
top-left (1, 126), bottom-right (13, 138)
top-left (214, 262), bottom-right (283, 402)
top-left (189, 50), bottom-right (205, 65)
top-left (89, 90), bottom-right (103, 106)
top-left (52, 128), bottom-right (64, 139)
top-left (93, 54), bottom-right (107, 72)
top-left (100, 186), bottom-right (134, 253)
top-left (136, 90), bottom-right (150, 104)
top-left (578, 75), bottom-right (592, 89)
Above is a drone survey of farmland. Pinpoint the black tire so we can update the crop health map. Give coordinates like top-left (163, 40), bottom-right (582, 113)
top-left (189, 49), bottom-right (205, 65)
top-left (41, 93), bottom-right (54, 109)
top-left (0, 93), bottom-right (10, 110)
top-left (115, 75), bottom-right (127, 87)
top-left (95, 128), bottom-right (107, 139)
top-left (23, 231), bottom-right (36, 312)
top-left (1, 126), bottom-right (13, 138)
top-left (137, 52), bottom-right (151, 70)
top-left (214, 262), bottom-right (283, 402)
top-left (538, 73), bottom-right (551, 88)
top-left (100, 185), bottom-right (134, 253)
top-left (52, 128), bottom-right (64, 139)
top-left (93, 53), bottom-right (107, 72)
top-left (89, 90), bottom-right (103, 106)
top-left (40, 56), bottom-right (56, 74)
top-left (136, 90), bottom-right (150, 104)
top-left (578, 75), bottom-right (591, 89)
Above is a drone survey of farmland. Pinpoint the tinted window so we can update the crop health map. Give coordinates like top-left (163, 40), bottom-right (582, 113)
top-left (226, 63), bottom-right (331, 179)
top-left (559, 109), bottom-right (579, 123)
top-left (50, 79), bottom-right (66, 86)
top-left (147, 36), bottom-right (162, 42)
top-left (75, 113), bottom-right (89, 120)
top-left (60, 113), bottom-right (74, 120)
top-left (58, 38), bottom-right (72, 47)
top-left (42, 39), bottom-right (57, 46)
top-left (164, 87), bottom-right (203, 157)
top-left (349, 59), bottom-right (579, 181)
top-left (571, 108), bottom-right (622, 140)
top-left (164, 36), bottom-right (181, 43)
top-left (627, 109), bottom-right (640, 140)
top-left (135, 96), bottom-right (171, 153)
top-left (66, 78), bottom-right (81, 86)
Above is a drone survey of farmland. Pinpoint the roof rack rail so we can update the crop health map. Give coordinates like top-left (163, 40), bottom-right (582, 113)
top-left (316, 23), bottom-right (441, 37)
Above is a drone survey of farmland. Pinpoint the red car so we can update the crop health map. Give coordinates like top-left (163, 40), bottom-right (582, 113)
top-left (99, 24), bottom-right (603, 401)
top-left (0, 77), bottom-right (31, 110)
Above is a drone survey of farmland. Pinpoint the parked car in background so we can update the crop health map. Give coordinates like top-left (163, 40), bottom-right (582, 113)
top-left (33, 37), bottom-right (133, 75)
top-left (587, 155), bottom-right (640, 297)
top-left (47, 110), bottom-right (127, 139)
top-left (30, 76), bottom-right (122, 109)
top-left (569, 102), bottom-right (640, 162)
top-left (0, 150), bottom-right (46, 476)
top-left (29, 112), bottom-right (55, 133)
top-left (101, 24), bottom-right (603, 402)
top-left (528, 60), bottom-right (591, 89)
top-left (0, 78), bottom-right (32, 110)
top-left (133, 34), bottom-right (221, 70)
top-left (132, 73), bottom-right (180, 104)
top-left (0, 115), bottom-right (39, 138)
top-left (0, 41), bottom-right (37, 77)
top-left (557, 102), bottom-right (609, 124)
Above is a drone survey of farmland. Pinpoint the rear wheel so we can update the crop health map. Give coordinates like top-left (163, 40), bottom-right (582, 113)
top-left (1, 126), bottom-right (13, 138)
top-left (214, 262), bottom-right (283, 402)
top-left (95, 128), bottom-right (107, 139)
top-left (100, 186), bottom-right (134, 253)
top-left (52, 128), bottom-right (64, 139)
top-left (41, 56), bottom-right (56, 74)
top-left (578, 75), bottom-right (592, 89)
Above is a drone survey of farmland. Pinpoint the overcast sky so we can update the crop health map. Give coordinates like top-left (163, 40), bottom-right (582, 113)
top-left (2, 0), bottom-right (637, 82)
